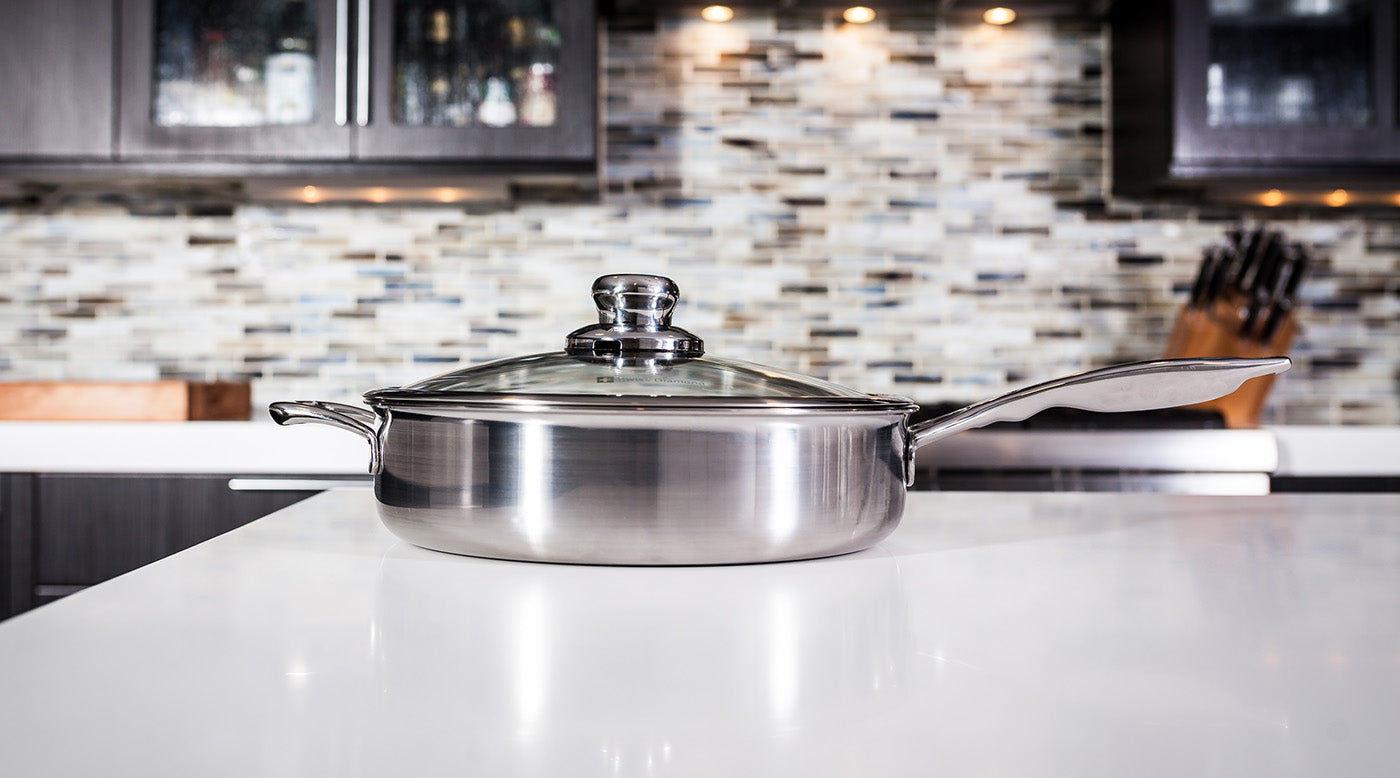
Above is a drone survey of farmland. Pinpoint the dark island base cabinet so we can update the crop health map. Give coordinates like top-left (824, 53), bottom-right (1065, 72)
top-left (1, 474), bottom-right (361, 620)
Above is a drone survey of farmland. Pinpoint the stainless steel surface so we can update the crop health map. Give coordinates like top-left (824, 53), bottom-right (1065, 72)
top-left (334, 0), bottom-right (348, 126)
top-left (565, 274), bottom-right (704, 358)
top-left (269, 400), bottom-right (382, 474)
top-left (925, 471), bottom-right (1274, 496)
top-left (369, 389), bottom-right (908, 408)
top-left (355, 0), bottom-right (370, 127)
top-left (227, 477), bottom-right (373, 491)
top-left (915, 429), bottom-right (1280, 496)
top-left (371, 407), bottom-right (908, 565)
top-left (271, 274), bottom-right (1293, 565)
top-left (919, 429), bottom-right (1279, 472)
top-left (907, 357), bottom-right (1291, 449)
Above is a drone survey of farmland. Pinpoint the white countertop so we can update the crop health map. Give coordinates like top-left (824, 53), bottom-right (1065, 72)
top-left (1270, 426), bottom-right (1400, 476)
top-left (2, 420), bottom-right (1397, 478)
top-left (0, 420), bottom-right (368, 474)
top-left (2, 490), bottom-right (1398, 777)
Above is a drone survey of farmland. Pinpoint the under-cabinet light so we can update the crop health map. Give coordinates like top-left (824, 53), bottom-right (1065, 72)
top-left (246, 179), bottom-right (515, 204)
top-left (843, 6), bottom-right (876, 23)
top-left (983, 7), bottom-right (1017, 25)
top-left (701, 5), bottom-right (734, 22)
top-left (1259, 188), bottom-right (1285, 207)
top-left (1324, 188), bottom-right (1349, 207)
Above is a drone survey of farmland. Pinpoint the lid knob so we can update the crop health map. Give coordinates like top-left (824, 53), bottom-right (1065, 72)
top-left (594, 274), bottom-right (678, 327)
top-left (566, 274), bottom-right (704, 358)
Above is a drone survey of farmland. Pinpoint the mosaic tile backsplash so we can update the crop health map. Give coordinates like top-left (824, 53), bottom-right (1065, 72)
top-left (2, 13), bottom-right (1398, 425)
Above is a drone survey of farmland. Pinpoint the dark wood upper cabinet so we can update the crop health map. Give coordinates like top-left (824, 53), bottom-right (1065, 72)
top-left (117, 0), bottom-right (354, 159)
top-left (1, 0), bottom-right (597, 173)
top-left (355, 0), bottom-right (595, 161)
top-left (0, 0), bottom-right (116, 159)
top-left (1112, 0), bottom-right (1400, 198)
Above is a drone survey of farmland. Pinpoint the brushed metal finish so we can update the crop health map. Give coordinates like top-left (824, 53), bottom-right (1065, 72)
top-left (917, 429), bottom-right (1279, 473)
top-left (355, 0), bottom-right (370, 127)
top-left (372, 409), bottom-right (909, 565)
top-left (565, 274), bottom-right (704, 358)
top-left (269, 400), bottom-right (382, 473)
top-left (227, 478), bottom-right (373, 491)
top-left (334, 0), bottom-right (348, 126)
top-left (909, 357), bottom-right (1291, 448)
top-left (270, 357), bottom-right (1292, 565)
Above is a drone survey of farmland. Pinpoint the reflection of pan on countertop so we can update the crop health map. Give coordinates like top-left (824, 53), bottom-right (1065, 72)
top-left (273, 274), bottom-right (1288, 565)
top-left (371, 544), bottom-right (910, 768)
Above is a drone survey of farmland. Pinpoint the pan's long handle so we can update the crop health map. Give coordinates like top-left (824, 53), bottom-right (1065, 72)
top-left (269, 400), bottom-right (383, 475)
top-left (908, 357), bottom-right (1290, 451)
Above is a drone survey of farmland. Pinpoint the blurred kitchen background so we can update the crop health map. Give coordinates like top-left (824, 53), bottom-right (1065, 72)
top-left (1, 0), bottom-right (1397, 424)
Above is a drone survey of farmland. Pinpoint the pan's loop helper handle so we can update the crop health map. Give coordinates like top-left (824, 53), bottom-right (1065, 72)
top-left (269, 400), bottom-right (383, 475)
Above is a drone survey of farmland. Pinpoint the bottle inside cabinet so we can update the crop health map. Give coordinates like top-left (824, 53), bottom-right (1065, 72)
top-left (391, 0), bottom-right (560, 128)
top-left (153, 0), bottom-right (321, 127)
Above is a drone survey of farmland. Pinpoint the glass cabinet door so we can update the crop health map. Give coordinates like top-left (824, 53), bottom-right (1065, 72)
top-left (356, 0), bottom-right (595, 162)
top-left (116, 0), bottom-right (594, 164)
top-left (1173, 0), bottom-right (1398, 167)
top-left (391, 1), bottom-right (559, 128)
top-left (1205, 0), bottom-right (1373, 128)
top-left (119, 0), bottom-right (353, 159)
top-left (152, 0), bottom-right (321, 127)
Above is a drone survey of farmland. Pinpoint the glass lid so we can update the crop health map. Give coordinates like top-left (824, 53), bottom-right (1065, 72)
top-left (396, 351), bottom-right (870, 398)
top-left (366, 274), bottom-right (910, 409)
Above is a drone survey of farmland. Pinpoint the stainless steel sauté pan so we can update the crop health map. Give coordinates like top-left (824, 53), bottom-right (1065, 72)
top-left (271, 274), bottom-right (1289, 565)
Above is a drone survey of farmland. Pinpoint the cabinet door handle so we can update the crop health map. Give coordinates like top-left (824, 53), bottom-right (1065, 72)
top-left (334, 0), bottom-right (350, 126)
top-left (226, 478), bottom-right (373, 492)
top-left (356, 0), bottom-right (371, 126)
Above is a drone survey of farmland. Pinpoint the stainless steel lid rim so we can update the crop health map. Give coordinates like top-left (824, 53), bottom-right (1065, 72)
top-left (365, 389), bottom-right (919, 413)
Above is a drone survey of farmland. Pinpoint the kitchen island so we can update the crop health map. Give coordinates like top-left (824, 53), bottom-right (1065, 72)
top-left (1, 489), bottom-right (1397, 776)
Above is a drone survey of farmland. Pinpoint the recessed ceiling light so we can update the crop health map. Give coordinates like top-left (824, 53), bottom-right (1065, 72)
top-left (983, 7), bottom-right (1017, 25)
top-left (701, 5), bottom-right (734, 22)
top-left (843, 6), bottom-right (876, 24)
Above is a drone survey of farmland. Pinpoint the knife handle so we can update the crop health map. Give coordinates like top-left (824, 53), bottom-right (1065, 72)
top-left (1257, 301), bottom-right (1291, 344)
top-left (1187, 248), bottom-right (1221, 309)
top-left (1257, 243), bottom-right (1310, 344)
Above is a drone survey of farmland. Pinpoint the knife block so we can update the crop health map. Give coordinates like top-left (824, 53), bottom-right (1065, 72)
top-left (1162, 296), bottom-right (1296, 429)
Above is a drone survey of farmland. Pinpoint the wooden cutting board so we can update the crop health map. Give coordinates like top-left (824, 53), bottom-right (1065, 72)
top-left (0, 381), bottom-right (252, 421)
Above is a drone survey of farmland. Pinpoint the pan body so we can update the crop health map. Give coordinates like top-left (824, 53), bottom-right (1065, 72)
top-left (372, 407), bottom-right (911, 565)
